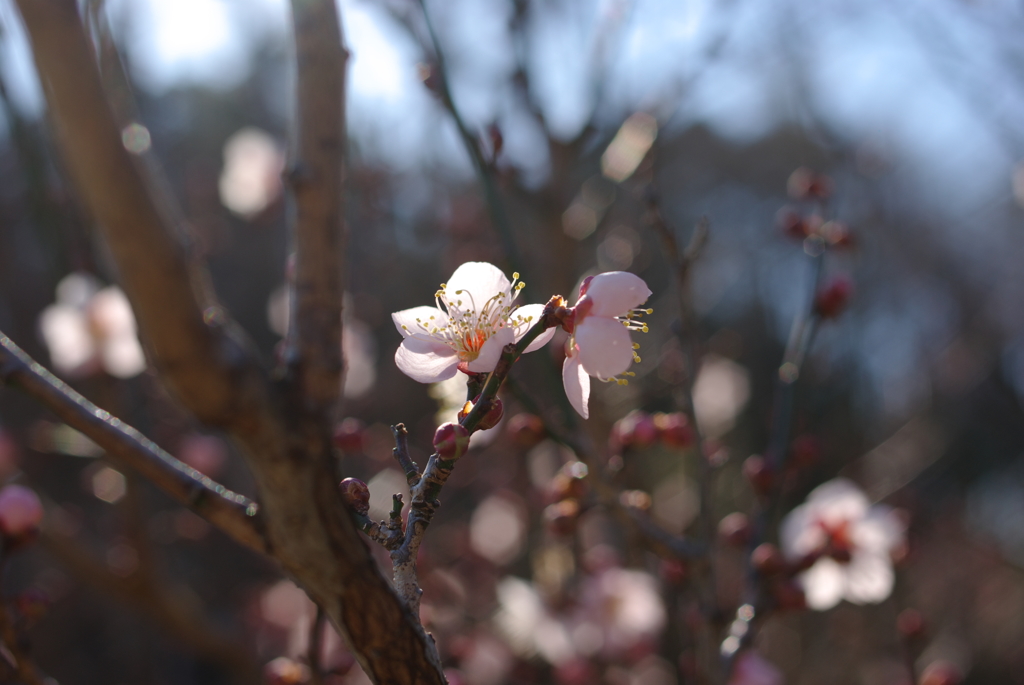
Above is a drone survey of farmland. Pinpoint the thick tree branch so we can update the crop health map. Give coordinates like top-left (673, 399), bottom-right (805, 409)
top-left (0, 333), bottom-right (267, 554)
top-left (12, 0), bottom-right (271, 430)
top-left (286, 0), bottom-right (348, 414)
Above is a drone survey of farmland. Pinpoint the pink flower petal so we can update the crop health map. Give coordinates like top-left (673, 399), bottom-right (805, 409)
top-left (395, 337), bottom-right (458, 383)
top-left (444, 262), bottom-right (511, 312)
top-left (513, 304), bottom-right (556, 353)
top-left (466, 326), bottom-right (515, 373)
top-left (392, 306), bottom-right (448, 339)
top-left (583, 272), bottom-right (651, 317)
top-left (562, 350), bottom-right (591, 419)
top-left (576, 316), bottom-right (634, 379)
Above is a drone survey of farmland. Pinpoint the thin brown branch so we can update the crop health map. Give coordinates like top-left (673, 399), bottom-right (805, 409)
top-left (12, 0), bottom-right (271, 429)
top-left (40, 527), bottom-right (261, 682)
top-left (286, 0), bottom-right (348, 414)
top-left (0, 332), bottom-right (267, 554)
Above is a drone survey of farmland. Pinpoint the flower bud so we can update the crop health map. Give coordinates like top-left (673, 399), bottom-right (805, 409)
top-left (611, 411), bottom-right (658, 450)
top-left (751, 543), bottom-right (786, 576)
top-left (897, 608), bottom-right (926, 641)
top-left (814, 278), bottom-right (853, 319)
top-left (544, 499), bottom-right (580, 536)
top-left (433, 422), bottom-right (470, 461)
top-left (338, 478), bottom-right (370, 515)
top-left (476, 398), bottom-right (504, 431)
top-left (743, 455), bottom-right (774, 495)
top-left (919, 661), bottom-right (963, 685)
top-left (264, 656), bottom-right (310, 685)
top-left (776, 207), bottom-right (809, 239)
top-left (787, 167), bottom-right (832, 200)
top-left (718, 512), bottom-right (751, 547)
top-left (0, 485), bottom-right (43, 540)
top-left (332, 418), bottom-right (366, 453)
top-left (653, 412), bottom-right (694, 448)
top-left (505, 413), bottom-right (545, 449)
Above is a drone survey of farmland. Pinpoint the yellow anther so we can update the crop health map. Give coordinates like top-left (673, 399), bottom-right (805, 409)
top-left (645, 308), bottom-right (653, 314)
top-left (512, 272), bottom-right (520, 280)
top-left (617, 379), bottom-right (629, 386)
top-left (622, 321), bottom-right (630, 327)
top-left (634, 356), bottom-right (642, 363)
top-left (632, 343), bottom-right (640, 349)
top-left (624, 371), bottom-right (636, 377)
top-left (641, 325), bottom-right (649, 333)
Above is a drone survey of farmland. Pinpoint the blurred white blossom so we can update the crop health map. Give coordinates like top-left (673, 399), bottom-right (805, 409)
top-left (218, 127), bottom-right (284, 218)
top-left (781, 478), bottom-right (905, 611)
top-left (39, 273), bottom-right (146, 379)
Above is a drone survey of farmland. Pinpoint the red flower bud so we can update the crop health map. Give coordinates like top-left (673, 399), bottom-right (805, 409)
top-left (544, 499), bottom-right (580, 536)
top-left (476, 398), bottom-right (504, 431)
top-left (433, 422), bottom-right (470, 461)
top-left (0, 485), bottom-right (42, 540)
top-left (718, 512), bottom-right (752, 547)
top-left (743, 455), bottom-right (774, 495)
top-left (332, 418), bottom-right (366, 453)
top-left (506, 413), bottom-right (546, 449)
top-left (264, 657), bottom-right (310, 685)
top-left (751, 543), bottom-right (786, 576)
top-left (787, 167), bottom-right (833, 200)
top-left (338, 478), bottom-right (370, 515)
top-left (611, 411), bottom-right (658, 450)
top-left (897, 608), bottom-right (926, 641)
top-left (653, 412), bottom-right (694, 448)
top-left (919, 661), bottom-right (963, 685)
top-left (776, 207), bottom-right (809, 239)
top-left (814, 278), bottom-right (853, 319)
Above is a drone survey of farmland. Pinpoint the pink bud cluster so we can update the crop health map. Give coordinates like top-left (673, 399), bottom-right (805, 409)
top-left (609, 410), bottom-right (694, 452)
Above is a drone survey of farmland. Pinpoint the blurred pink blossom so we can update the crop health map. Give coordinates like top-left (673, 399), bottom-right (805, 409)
top-left (781, 478), bottom-right (904, 610)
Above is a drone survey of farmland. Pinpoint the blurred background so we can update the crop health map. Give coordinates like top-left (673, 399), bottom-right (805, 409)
top-left (0, 0), bottom-right (1023, 682)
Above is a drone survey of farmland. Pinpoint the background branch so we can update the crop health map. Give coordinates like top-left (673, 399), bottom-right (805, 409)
top-left (0, 332), bottom-right (267, 554)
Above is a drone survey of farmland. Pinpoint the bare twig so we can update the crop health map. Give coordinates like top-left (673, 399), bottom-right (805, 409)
top-left (414, 0), bottom-right (524, 270)
top-left (0, 332), bottom-right (267, 554)
top-left (285, 0), bottom-right (348, 415)
top-left (391, 424), bottom-right (421, 488)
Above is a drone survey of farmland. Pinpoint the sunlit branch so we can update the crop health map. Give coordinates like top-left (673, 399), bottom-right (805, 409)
top-left (286, 0), bottom-right (349, 415)
top-left (12, 0), bottom-right (272, 430)
top-left (0, 333), bottom-right (267, 554)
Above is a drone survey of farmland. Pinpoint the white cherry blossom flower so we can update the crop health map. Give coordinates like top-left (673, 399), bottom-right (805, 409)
top-left (780, 478), bottom-right (905, 611)
top-left (562, 272), bottom-right (652, 418)
top-left (392, 262), bottom-right (556, 383)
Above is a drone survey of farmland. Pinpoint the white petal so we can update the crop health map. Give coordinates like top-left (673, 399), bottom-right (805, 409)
top-left (392, 306), bottom-right (449, 339)
top-left (806, 478), bottom-right (870, 525)
top-left (444, 262), bottom-right (511, 312)
top-left (467, 326), bottom-right (515, 373)
top-left (780, 502), bottom-right (827, 559)
top-left (513, 304), bottom-right (556, 353)
top-left (576, 316), bottom-right (634, 378)
top-left (395, 338), bottom-right (458, 383)
top-left (582, 272), bottom-right (651, 317)
top-left (562, 351), bottom-right (591, 419)
top-left (800, 558), bottom-right (845, 611)
top-left (854, 505), bottom-right (905, 554)
top-left (844, 552), bottom-right (894, 604)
